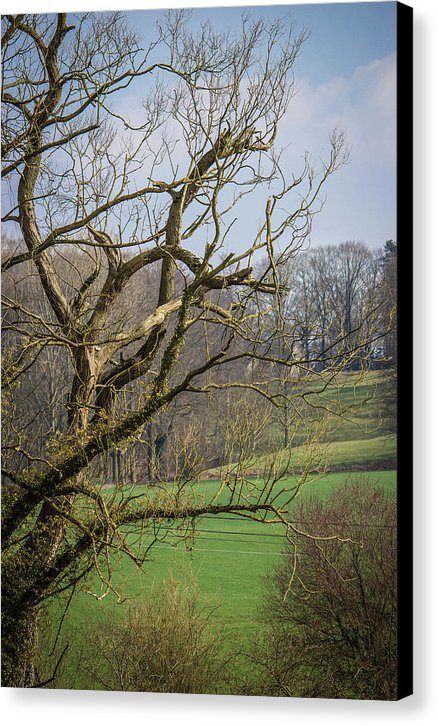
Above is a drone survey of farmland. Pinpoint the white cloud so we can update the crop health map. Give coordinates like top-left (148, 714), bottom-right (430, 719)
top-left (272, 53), bottom-right (397, 248)
top-left (281, 53), bottom-right (397, 169)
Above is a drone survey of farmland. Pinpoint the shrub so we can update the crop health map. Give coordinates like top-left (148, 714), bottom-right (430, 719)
top-left (255, 481), bottom-right (397, 700)
top-left (84, 576), bottom-right (226, 694)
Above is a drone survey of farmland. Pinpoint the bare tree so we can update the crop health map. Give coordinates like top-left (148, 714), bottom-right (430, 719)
top-left (377, 240), bottom-right (397, 430)
top-left (280, 242), bottom-right (382, 370)
top-left (1, 10), bottom-right (362, 687)
top-left (249, 241), bottom-right (385, 449)
top-left (379, 240), bottom-right (397, 364)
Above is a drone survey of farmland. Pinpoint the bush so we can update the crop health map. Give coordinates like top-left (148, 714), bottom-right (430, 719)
top-left (84, 576), bottom-right (226, 694)
top-left (255, 481), bottom-right (397, 700)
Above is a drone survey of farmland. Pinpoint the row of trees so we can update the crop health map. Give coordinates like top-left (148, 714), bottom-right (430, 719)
top-left (1, 10), bottom-right (395, 686)
top-left (277, 239), bottom-right (397, 370)
top-left (3, 236), bottom-right (396, 484)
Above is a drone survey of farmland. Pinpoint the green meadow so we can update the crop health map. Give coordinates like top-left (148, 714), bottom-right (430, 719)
top-left (208, 370), bottom-right (397, 473)
top-left (40, 371), bottom-right (397, 689)
top-left (46, 469), bottom-right (396, 689)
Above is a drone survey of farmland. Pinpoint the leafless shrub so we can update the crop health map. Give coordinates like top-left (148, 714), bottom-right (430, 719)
top-left (82, 575), bottom-right (226, 694)
top-left (254, 481), bottom-right (397, 700)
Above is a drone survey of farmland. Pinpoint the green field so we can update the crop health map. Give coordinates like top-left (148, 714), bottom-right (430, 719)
top-left (42, 370), bottom-right (397, 689)
top-left (218, 432), bottom-right (396, 475)
top-left (208, 371), bottom-right (396, 475)
top-left (46, 469), bottom-right (396, 689)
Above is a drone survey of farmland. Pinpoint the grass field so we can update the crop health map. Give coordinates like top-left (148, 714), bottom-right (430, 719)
top-left (41, 370), bottom-right (397, 689)
top-left (302, 370), bottom-right (395, 439)
top-left (206, 371), bottom-right (397, 475)
top-left (217, 432), bottom-right (396, 475)
top-left (46, 469), bottom-right (396, 689)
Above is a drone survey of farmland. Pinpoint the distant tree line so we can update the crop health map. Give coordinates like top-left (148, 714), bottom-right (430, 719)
top-left (3, 235), bottom-right (396, 485)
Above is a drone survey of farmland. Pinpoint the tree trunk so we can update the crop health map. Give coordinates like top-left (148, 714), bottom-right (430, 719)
top-left (1, 351), bottom-right (98, 687)
top-left (1, 528), bottom-right (44, 687)
top-left (1, 600), bottom-right (40, 687)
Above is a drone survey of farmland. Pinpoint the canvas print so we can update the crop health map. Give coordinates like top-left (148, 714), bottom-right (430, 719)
top-left (1, 2), bottom-right (412, 698)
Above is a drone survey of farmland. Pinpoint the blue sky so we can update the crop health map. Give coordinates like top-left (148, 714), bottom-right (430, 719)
top-left (3, 2), bottom-right (397, 251)
top-left (118, 2), bottom-right (397, 250)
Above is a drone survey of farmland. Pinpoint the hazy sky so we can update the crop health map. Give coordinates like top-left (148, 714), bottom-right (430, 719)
top-left (122, 2), bottom-right (397, 249)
